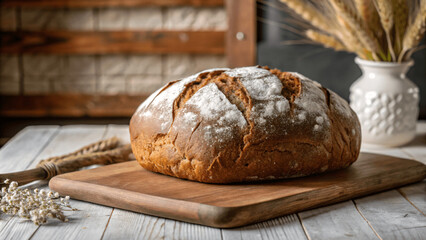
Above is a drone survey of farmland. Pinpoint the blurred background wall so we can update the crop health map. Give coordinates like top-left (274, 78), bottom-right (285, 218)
top-left (0, 7), bottom-right (227, 95)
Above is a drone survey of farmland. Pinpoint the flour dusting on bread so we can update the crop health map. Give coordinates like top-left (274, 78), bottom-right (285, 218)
top-left (184, 83), bottom-right (247, 142)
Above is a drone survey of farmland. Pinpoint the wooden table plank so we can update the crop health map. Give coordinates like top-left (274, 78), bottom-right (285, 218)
top-left (400, 122), bottom-right (426, 164)
top-left (105, 125), bottom-right (130, 144)
top-left (0, 126), bottom-right (110, 240)
top-left (256, 216), bottom-right (308, 240)
top-left (0, 126), bottom-right (58, 239)
top-left (354, 190), bottom-right (426, 240)
top-left (30, 125), bottom-right (111, 240)
top-left (299, 201), bottom-right (379, 240)
top-left (163, 220), bottom-right (222, 240)
top-left (222, 225), bottom-right (263, 240)
top-left (399, 180), bottom-right (426, 215)
top-left (398, 182), bottom-right (426, 215)
top-left (360, 145), bottom-right (408, 159)
top-left (103, 208), bottom-right (222, 239)
top-left (222, 215), bottom-right (307, 240)
top-left (102, 210), bottom-right (166, 240)
top-left (298, 137), bottom-right (425, 240)
top-left (0, 126), bottom-right (59, 173)
top-left (362, 139), bottom-right (426, 215)
top-left (393, 122), bottom-right (426, 216)
top-left (351, 144), bottom-right (426, 240)
top-left (32, 200), bottom-right (113, 240)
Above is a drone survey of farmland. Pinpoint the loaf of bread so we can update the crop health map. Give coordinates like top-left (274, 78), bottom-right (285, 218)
top-left (130, 66), bottom-right (361, 183)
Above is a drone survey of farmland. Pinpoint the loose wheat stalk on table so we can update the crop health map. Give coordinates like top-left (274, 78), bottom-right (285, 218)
top-left (0, 137), bottom-right (134, 187)
top-left (274, 0), bottom-right (426, 62)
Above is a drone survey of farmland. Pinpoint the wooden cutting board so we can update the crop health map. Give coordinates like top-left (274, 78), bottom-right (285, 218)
top-left (49, 153), bottom-right (426, 228)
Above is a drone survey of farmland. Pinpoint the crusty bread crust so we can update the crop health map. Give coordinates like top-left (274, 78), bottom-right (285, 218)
top-left (130, 66), bottom-right (361, 183)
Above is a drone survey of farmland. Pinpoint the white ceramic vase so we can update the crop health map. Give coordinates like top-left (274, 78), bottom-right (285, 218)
top-left (350, 57), bottom-right (419, 147)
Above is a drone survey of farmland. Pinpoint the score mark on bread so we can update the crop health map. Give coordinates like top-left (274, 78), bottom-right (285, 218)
top-left (130, 66), bottom-right (361, 183)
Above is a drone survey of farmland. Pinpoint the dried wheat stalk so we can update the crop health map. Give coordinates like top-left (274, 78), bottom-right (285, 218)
top-left (373, 0), bottom-right (396, 61)
top-left (355, 0), bottom-right (384, 50)
top-left (336, 15), bottom-right (369, 59)
top-left (306, 30), bottom-right (347, 51)
top-left (355, 0), bottom-right (381, 30)
top-left (277, 0), bottom-right (424, 62)
top-left (330, 0), bottom-right (381, 59)
top-left (393, 0), bottom-right (409, 53)
top-left (279, 0), bottom-right (333, 34)
top-left (400, 1), bottom-right (426, 62)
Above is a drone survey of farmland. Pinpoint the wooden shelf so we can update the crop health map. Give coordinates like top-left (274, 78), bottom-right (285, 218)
top-left (0, 94), bottom-right (148, 117)
top-left (0, 0), bottom-right (224, 7)
top-left (1, 30), bottom-right (225, 55)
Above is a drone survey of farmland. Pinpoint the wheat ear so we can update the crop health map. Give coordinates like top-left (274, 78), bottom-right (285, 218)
top-left (306, 29), bottom-right (347, 51)
top-left (399, 1), bottom-right (426, 62)
top-left (279, 0), bottom-right (332, 34)
top-left (335, 16), bottom-right (370, 59)
top-left (354, 0), bottom-right (377, 27)
top-left (392, 0), bottom-right (409, 54)
top-left (354, 0), bottom-right (383, 38)
top-left (374, 0), bottom-right (396, 61)
top-left (330, 0), bottom-right (381, 59)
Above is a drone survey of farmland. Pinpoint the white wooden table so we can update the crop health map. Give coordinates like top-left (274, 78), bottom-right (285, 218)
top-left (0, 123), bottom-right (425, 240)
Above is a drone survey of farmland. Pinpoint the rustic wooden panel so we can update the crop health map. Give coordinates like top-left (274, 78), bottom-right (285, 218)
top-left (0, 30), bottom-right (225, 54)
top-left (225, 0), bottom-right (256, 67)
top-left (0, 0), bottom-right (224, 7)
top-left (0, 94), bottom-right (147, 117)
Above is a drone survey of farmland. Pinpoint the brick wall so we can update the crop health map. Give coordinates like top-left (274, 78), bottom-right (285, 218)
top-left (0, 7), bottom-right (227, 95)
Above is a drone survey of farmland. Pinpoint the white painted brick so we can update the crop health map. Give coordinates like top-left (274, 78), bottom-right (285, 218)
top-left (0, 76), bottom-right (19, 94)
top-left (61, 56), bottom-right (96, 75)
top-left (21, 8), bottom-right (64, 30)
top-left (0, 55), bottom-right (20, 77)
top-left (192, 55), bottom-right (227, 71)
top-left (127, 8), bottom-right (162, 29)
top-left (191, 8), bottom-right (227, 30)
top-left (127, 75), bottom-right (164, 95)
top-left (23, 75), bottom-right (51, 94)
top-left (98, 75), bottom-right (127, 94)
top-left (98, 7), bottom-right (162, 30)
top-left (0, 8), bottom-right (17, 30)
top-left (63, 9), bottom-right (95, 30)
top-left (23, 55), bottom-right (62, 76)
top-left (164, 54), bottom-right (193, 76)
top-left (97, 8), bottom-right (128, 30)
top-left (99, 55), bottom-right (162, 75)
top-left (52, 75), bottom-right (96, 93)
top-left (164, 7), bottom-right (227, 30)
top-left (164, 54), bottom-right (227, 76)
top-left (21, 8), bottom-right (94, 30)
